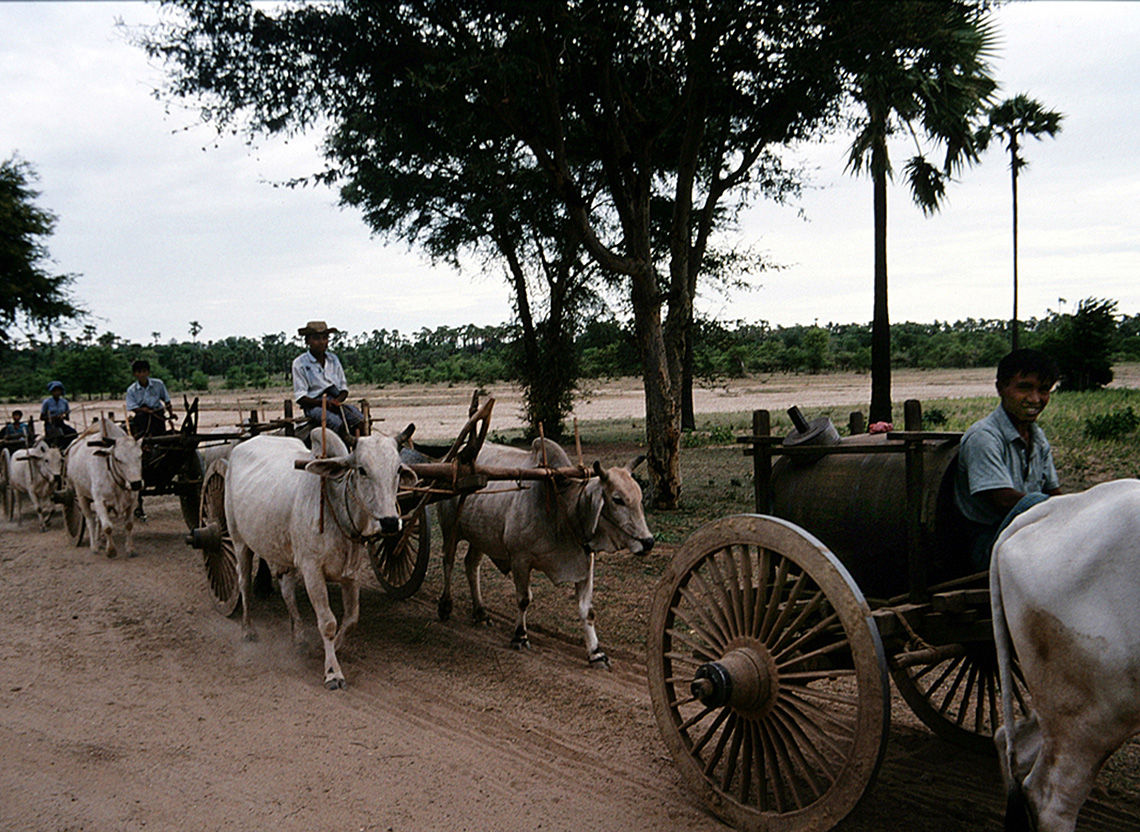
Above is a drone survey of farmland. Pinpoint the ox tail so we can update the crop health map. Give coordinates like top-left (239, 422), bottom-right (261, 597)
top-left (991, 542), bottom-right (1033, 832)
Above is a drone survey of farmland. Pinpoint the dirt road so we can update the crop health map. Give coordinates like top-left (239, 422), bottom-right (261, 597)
top-left (4, 496), bottom-right (1140, 832)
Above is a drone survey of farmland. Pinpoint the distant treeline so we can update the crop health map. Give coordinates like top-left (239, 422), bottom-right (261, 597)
top-left (3, 303), bottom-right (1138, 401)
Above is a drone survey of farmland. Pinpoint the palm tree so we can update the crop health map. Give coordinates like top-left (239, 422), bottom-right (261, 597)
top-left (977, 95), bottom-right (1064, 350)
top-left (841, 1), bottom-right (997, 423)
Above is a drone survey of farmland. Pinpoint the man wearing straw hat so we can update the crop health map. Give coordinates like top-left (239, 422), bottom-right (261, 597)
top-left (292, 320), bottom-right (365, 438)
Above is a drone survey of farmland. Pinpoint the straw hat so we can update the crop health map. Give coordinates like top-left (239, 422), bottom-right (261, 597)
top-left (298, 321), bottom-right (340, 336)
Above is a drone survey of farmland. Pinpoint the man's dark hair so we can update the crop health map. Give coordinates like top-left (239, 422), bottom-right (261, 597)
top-left (997, 349), bottom-right (1059, 387)
top-left (12, 410), bottom-right (22, 419)
top-left (132, 359), bottom-right (151, 373)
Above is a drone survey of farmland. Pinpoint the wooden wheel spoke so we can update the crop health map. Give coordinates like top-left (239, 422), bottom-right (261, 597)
top-left (702, 554), bottom-right (744, 637)
top-left (679, 703), bottom-right (718, 734)
top-left (937, 658), bottom-right (973, 717)
top-left (772, 606), bottom-right (839, 663)
top-left (665, 628), bottom-right (720, 665)
top-left (703, 712), bottom-right (737, 776)
top-left (769, 707), bottom-right (834, 800)
top-left (775, 696), bottom-right (852, 761)
top-left (761, 716), bottom-right (810, 810)
top-left (691, 706), bottom-right (732, 757)
top-left (758, 556), bottom-right (791, 641)
top-left (777, 689), bottom-right (858, 740)
top-left (757, 721), bottom-right (786, 814)
top-left (674, 586), bottom-right (731, 652)
top-left (687, 568), bottom-right (738, 644)
top-left (763, 564), bottom-right (811, 647)
top-left (721, 716), bottom-right (746, 791)
top-left (776, 631), bottom-right (852, 671)
top-left (738, 544), bottom-right (757, 638)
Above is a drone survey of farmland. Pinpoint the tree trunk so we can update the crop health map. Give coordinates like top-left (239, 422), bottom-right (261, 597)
top-left (1010, 136), bottom-right (1020, 352)
top-left (631, 268), bottom-right (682, 510)
top-left (869, 131), bottom-right (892, 424)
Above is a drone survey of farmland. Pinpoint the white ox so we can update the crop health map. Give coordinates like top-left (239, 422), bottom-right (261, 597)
top-left (437, 438), bottom-right (654, 668)
top-left (225, 427), bottom-right (412, 690)
top-left (65, 419), bottom-right (145, 558)
top-left (8, 440), bottom-right (63, 530)
top-left (991, 479), bottom-right (1140, 832)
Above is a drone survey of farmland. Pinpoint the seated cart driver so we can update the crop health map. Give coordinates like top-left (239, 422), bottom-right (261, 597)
top-left (953, 348), bottom-right (1062, 570)
top-left (292, 320), bottom-right (365, 439)
top-left (41, 381), bottom-right (78, 446)
top-left (126, 359), bottom-right (176, 439)
top-left (2, 410), bottom-right (32, 443)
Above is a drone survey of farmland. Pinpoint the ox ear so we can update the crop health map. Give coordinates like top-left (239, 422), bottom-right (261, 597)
top-left (626, 454), bottom-right (646, 473)
top-left (304, 456), bottom-right (352, 480)
top-left (92, 446), bottom-right (113, 457)
top-left (399, 463), bottom-right (418, 488)
top-left (397, 423), bottom-right (416, 448)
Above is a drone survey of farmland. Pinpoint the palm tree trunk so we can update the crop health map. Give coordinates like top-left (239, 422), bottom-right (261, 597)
top-left (1010, 136), bottom-right (1020, 351)
top-left (869, 130), bottom-right (892, 424)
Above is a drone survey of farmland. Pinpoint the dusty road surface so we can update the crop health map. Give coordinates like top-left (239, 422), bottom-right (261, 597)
top-left (4, 496), bottom-right (1140, 832)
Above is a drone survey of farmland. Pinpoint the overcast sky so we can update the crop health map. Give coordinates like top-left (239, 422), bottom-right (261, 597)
top-left (1, 1), bottom-right (1137, 346)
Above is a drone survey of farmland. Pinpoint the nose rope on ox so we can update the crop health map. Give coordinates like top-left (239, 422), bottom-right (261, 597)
top-left (323, 469), bottom-right (398, 545)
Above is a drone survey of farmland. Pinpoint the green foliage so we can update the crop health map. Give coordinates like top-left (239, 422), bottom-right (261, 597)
top-left (1084, 408), bottom-right (1139, 441)
top-left (1033, 298), bottom-right (1117, 391)
top-left (0, 155), bottom-right (83, 344)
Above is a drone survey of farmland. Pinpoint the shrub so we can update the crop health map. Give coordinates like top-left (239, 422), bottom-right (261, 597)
top-left (1083, 407), bottom-right (1139, 441)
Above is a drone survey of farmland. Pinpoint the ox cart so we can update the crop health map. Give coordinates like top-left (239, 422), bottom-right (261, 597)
top-left (647, 400), bottom-right (1027, 832)
top-left (52, 398), bottom-right (244, 545)
top-left (186, 395), bottom-right (599, 616)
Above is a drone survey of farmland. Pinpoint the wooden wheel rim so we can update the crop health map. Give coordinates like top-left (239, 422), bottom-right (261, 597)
top-left (62, 480), bottom-right (84, 546)
top-left (890, 644), bottom-right (1030, 755)
top-left (371, 505), bottom-right (430, 599)
top-left (648, 514), bottom-right (889, 832)
top-left (199, 459), bottom-right (240, 617)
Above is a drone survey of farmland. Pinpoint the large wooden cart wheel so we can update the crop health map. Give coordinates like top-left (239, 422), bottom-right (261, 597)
top-left (648, 514), bottom-right (890, 832)
top-left (370, 502), bottom-right (431, 599)
top-left (197, 458), bottom-right (241, 617)
top-left (890, 643), bottom-right (1030, 755)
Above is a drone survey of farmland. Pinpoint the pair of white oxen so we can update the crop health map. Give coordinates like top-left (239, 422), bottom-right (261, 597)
top-left (218, 424), bottom-right (654, 691)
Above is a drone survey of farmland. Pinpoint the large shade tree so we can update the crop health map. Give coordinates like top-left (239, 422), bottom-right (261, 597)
top-left (139, 0), bottom-right (848, 507)
top-left (977, 94), bottom-right (1064, 350)
top-left (839, 1), bottom-right (997, 423)
top-left (0, 155), bottom-right (82, 346)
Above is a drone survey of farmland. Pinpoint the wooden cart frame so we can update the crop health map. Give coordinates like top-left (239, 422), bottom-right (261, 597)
top-left (647, 400), bottom-right (1028, 832)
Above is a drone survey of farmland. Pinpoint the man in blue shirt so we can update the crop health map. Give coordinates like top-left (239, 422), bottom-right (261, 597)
top-left (292, 320), bottom-right (365, 438)
top-left (126, 359), bottom-right (175, 438)
top-left (41, 380), bottom-right (77, 446)
top-left (2, 410), bottom-right (31, 443)
top-left (954, 349), bottom-right (1062, 569)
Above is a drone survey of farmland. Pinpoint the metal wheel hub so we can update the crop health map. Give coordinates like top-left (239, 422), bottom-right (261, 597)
top-left (691, 638), bottom-right (778, 720)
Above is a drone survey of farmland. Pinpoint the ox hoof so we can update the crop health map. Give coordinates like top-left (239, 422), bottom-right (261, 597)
top-left (510, 637), bottom-right (530, 651)
top-left (242, 631), bottom-right (259, 644)
top-left (472, 608), bottom-right (493, 627)
top-left (589, 651), bottom-right (612, 670)
top-left (437, 597), bottom-right (453, 622)
top-left (325, 676), bottom-right (346, 691)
